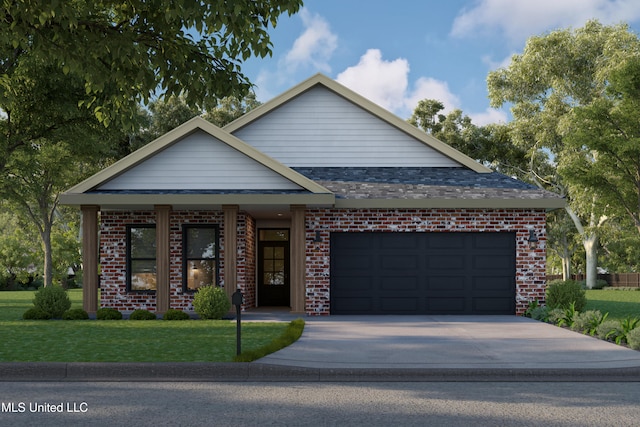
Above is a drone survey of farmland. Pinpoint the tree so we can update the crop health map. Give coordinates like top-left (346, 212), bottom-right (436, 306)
top-left (0, 0), bottom-right (302, 171)
top-left (203, 92), bottom-right (262, 127)
top-left (408, 100), bottom-right (529, 179)
top-left (560, 57), bottom-right (640, 235)
top-left (0, 209), bottom-right (40, 289)
top-left (4, 141), bottom-right (93, 287)
top-left (487, 20), bottom-right (639, 288)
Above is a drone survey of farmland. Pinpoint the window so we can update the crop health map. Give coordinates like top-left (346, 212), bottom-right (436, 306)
top-left (127, 225), bottom-right (156, 292)
top-left (183, 225), bottom-right (219, 292)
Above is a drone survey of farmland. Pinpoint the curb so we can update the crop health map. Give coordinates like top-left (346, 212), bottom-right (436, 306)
top-left (2, 363), bottom-right (640, 382)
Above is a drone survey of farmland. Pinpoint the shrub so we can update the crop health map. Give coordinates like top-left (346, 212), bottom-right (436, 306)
top-left (22, 307), bottom-right (52, 320)
top-left (618, 316), bottom-right (640, 345)
top-left (627, 327), bottom-right (640, 350)
top-left (577, 279), bottom-right (608, 290)
top-left (529, 306), bottom-right (549, 322)
top-left (32, 285), bottom-right (71, 318)
top-left (96, 307), bottom-right (123, 320)
top-left (62, 308), bottom-right (89, 320)
top-left (193, 286), bottom-right (231, 319)
top-left (163, 309), bottom-right (190, 320)
top-left (547, 308), bottom-right (566, 325)
top-left (570, 310), bottom-right (608, 336)
top-left (545, 280), bottom-right (586, 311)
top-left (596, 319), bottom-right (623, 342)
top-left (129, 309), bottom-right (157, 320)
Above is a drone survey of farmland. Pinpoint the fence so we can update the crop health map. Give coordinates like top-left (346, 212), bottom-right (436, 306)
top-left (546, 273), bottom-right (640, 288)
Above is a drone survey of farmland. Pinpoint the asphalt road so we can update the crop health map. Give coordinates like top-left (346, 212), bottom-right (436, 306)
top-left (1, 381), bottom-right (639, 426)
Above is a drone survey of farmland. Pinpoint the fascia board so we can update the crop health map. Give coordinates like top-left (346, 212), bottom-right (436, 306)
top-left (59, 192), bottom-right (336, 209)
top-left (333, 198), bottom-right (566, 210)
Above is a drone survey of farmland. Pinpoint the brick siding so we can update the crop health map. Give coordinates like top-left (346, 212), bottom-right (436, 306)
top-left (305, 208), bottom-right (547, 316)
top-left (99, 207), bottom-right (546, 316)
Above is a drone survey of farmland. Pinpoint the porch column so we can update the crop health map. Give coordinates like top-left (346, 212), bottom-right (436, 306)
top-left (81, 205), bottom-right (99, 315)
top-left (223, 205), bottom-right (238, 302)
top-left (155, 205), bottom-right (171, 314)
top-left (290, 205), bottom-right (306, 314)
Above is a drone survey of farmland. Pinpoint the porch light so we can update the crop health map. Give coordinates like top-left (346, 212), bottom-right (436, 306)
top-left (528, 229), bottom-right (539, 249)
top-left (314, 230), bottom-right (322, 243)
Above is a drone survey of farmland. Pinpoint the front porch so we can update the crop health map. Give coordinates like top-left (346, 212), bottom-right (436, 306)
top-left (80, 204), bottom-right (309, 315)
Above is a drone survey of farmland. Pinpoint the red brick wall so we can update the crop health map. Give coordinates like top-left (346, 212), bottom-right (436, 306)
top-left (100, 207), bottom-right (547, 316)
top-left (305, 208), bottom-right (547, 316)
top-left (100, 210), bottom-right (225, 312)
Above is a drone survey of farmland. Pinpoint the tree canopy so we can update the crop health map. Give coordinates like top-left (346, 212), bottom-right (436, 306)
top-left (487, 20), bottom-right (640, 286)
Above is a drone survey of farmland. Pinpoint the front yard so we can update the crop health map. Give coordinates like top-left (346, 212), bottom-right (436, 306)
top-left (584, 289), bottom-right (640, 320)
top-left (0, 289), bottom-right (296, 362)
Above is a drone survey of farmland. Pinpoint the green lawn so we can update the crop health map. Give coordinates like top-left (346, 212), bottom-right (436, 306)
top-left (0, 289), bottom-right (296, 362)
top-left (585, 289), bottom-right (640, 320)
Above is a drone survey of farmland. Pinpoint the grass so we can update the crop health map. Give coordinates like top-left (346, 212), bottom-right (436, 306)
top-left (585, 289), bottom-right (640, 320)
top-left (0, 289), bottom-right (303, 362)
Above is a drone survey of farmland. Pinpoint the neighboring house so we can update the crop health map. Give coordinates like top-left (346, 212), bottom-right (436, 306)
top-left (60, 74), bottom-right (564, 316)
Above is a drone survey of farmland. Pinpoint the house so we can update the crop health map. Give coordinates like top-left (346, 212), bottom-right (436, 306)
top-left (60, 74), bottom-right (564, 316)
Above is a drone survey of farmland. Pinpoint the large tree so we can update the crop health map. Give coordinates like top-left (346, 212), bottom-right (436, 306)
top-left (408, 99), bottom-right (529, 180)
top-left (0, 0), bottom-right (302, 171)
top-left (0, 0), bottom-right (300, 287)
top-left (487, 20), bottom-right (639, 288)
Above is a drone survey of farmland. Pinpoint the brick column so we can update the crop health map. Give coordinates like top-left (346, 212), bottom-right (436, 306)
top-left (290, 205), bottom-right (306, 314)
top-left (155, 205), bottom-right (171, 314)
top-left (81, 205), bottom-right (99, 315)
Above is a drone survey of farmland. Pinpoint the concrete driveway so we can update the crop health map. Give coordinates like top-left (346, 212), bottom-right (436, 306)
top-left (253, 315), bottom-right (640, 370)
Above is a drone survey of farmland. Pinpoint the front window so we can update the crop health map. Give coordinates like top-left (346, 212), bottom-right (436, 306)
top-left (127, 225), bottom-right (156, 292)
top-left (183, 225), bottom-right (219, 292)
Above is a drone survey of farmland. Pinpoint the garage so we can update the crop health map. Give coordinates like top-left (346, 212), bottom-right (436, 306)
top-left (330, 232), bottom-right (516, 315)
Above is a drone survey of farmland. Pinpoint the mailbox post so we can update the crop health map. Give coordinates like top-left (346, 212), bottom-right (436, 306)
top-left (231, 288), bottom-right (244, 356)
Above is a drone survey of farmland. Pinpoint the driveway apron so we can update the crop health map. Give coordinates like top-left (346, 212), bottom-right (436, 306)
top-left (254, 315), bottom-right (640, 370)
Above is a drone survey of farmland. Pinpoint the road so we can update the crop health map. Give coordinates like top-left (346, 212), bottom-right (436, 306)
top-left (1, 381), bottom-right (639, 426)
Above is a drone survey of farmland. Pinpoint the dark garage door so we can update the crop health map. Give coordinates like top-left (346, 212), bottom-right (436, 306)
top-left (330, 232), bottom-right (516, 315)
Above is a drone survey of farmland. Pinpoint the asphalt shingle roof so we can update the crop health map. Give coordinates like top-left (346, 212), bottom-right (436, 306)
top-left (293, 167), bottom-right (562, 201)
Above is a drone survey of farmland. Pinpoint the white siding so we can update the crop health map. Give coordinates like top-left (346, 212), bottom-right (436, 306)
top-left (232, 86), bottom-right (462, 167)
top-left (98, 131), bottom-right (303, 191)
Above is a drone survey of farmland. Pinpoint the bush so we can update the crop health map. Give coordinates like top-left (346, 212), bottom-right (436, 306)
top-left (163, 309), bottom-right (190, 320)
top-left (570, 310), bottom-right (608, 336)
top-left (547, 308), bottom-right (566, 325)
top-left (22, 307), bottom-right (52, 320)
top-left (62, 308), bottom-right (89, 320)
top-left (32, 285), bottom-right (71, 318)
top-left (545, 280), bottom-right (586, 311)
top-left (577, 279), bottom-right (608, 290)
top-left (193, 286), bottom-right (231, 320)
top-left (129, 309), bottom-right (157, 320)
top-left (96, 307), bottom-right (123, 320)
top-left (596, 319), bottom-right (623, 342)
top-left (627, 327), bottom-right (640, 350)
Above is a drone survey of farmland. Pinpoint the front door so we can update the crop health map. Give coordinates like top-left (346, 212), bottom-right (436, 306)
top-left (258, 229), bottom-right (290, 306)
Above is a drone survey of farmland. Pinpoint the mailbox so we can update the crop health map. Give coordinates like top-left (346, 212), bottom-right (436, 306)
top-left (232, 289), bottom-right (244, 307)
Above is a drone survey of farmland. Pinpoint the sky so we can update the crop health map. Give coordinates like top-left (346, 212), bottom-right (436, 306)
top-left (240, 0), bottom-right (640, 125)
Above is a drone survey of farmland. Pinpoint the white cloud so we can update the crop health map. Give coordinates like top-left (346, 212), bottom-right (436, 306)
top-left (405, 77), bottom-right (460, 115)
top-left (335, 49), bottom-right (506, 124)
top-left (336, 49), bottom-right (410, 112)
top-left (469, 108), bottom-right (508, 126)
top-left (451, 0), bottom-right (640, 43)
top-left (282, 9), bottom-right (338, 73)
top-left (337, 49), bottom-right (465, 119)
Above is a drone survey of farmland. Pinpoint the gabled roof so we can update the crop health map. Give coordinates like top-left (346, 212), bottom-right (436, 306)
top-left (60, 117), bottom-right (334, 208)
top-left (224, 73), bottom-right (492, 173)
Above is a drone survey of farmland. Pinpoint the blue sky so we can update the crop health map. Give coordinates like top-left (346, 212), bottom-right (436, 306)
top-left (240, 0), bottom-right (640, 125)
